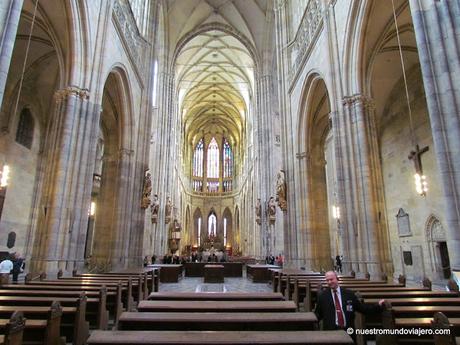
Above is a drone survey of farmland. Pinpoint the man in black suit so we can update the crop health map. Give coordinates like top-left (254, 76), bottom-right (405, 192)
top-left (314, 271), bottom-right (384, 331)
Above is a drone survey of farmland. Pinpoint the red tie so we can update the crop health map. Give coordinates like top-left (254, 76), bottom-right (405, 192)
top-left (333, 289), bottom-right (345, 327)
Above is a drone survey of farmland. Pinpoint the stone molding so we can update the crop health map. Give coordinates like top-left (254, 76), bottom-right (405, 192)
top-left (113, 0), bottom-right (148, 73)
top-left (54, 86), bottom-right (90, 102)
top-left (288, 0), bottom-right (324, 84)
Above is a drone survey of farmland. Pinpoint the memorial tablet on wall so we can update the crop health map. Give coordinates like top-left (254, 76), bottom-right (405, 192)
top-left (396, 208), bottom-right (411, 237)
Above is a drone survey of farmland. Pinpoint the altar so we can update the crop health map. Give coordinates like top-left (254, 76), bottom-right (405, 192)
top-left (204, 264), bottom-right (224, 283)
top-left (184, 262), bottom-right (243, 277)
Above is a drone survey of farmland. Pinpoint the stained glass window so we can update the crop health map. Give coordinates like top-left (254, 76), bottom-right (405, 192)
top-left (207, 137), bottom-right (219, 178)
top-left (193, 139), bottom-right (203, 177)
top-left (223, 139), bottom-right (233, 178)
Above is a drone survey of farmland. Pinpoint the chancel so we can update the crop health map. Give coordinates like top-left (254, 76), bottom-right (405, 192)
top-left (0, 0), bottom-right (459, 344)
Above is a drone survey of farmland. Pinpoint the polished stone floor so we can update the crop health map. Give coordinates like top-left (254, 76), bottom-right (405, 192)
top-left (158, 274), bottom-right (273, 293)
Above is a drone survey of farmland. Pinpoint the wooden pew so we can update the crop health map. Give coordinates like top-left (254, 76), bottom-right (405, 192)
top-left (26, 279), bottom-right (131, 317)
top-left (118, 311), bottom-right (318, 331)
top-left (432, 312), bottom-right (460, 345)
top-left (137, 300), bottom-right (297, 313)
top-left (305, 284), bottom-right (432, 312)
top-left (0, 287), bottom-right (109, 330)
top-left (147, 292), bottom-right (284, 301)
top-left (105, 268), bottom-right (160, 294)
top-left (376, 301), bottom-right (460, 345)
top-left (88, 330), bottom-right (354, 344)
top-left (0, 283), bottom-right (123, 326)
top-left (0, 301), bottom-right (87, 345)
top-left (74, 272), bottom-right (152, 299)
top-left (0, 311), bottom-right (25, 345)
top-left (0, 302), bottom-right (63, 345)
top-left (56, 275), bottom-right (141, 305)
top-left (0, 292), bottom-right (107, 331)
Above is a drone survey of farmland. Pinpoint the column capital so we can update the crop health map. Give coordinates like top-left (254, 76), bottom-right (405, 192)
top-left (342, 94), bottom-right (374, 109)
top-left (54, 86), bottom-right (89, 102)
top-left (118, 148), bottom-right (135, 157)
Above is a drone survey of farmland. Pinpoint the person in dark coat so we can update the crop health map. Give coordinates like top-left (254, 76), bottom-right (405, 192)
top-left (314, 271), bottom-right (384, 331)
top-left (11, 252), bottom-right (25, 283)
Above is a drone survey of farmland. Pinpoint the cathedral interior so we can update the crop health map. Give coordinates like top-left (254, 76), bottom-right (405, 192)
top-left (0, 0), bottom-right (459, 285)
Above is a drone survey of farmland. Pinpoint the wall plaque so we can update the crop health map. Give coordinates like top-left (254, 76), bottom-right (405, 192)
top-left (396, 208), bottom-right (411, 237)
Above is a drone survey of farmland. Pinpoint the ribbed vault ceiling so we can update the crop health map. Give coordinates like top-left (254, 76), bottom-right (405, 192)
top-left (168, 0), bottom-right (269, 148)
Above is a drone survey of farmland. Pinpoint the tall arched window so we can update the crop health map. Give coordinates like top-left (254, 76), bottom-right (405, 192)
top-left (16, 108), bottom-right (34, 149)
top-left (193, 139), bottom-right (203, 177)
top-left (207, 137), bottom-right (219, 178)
top-left (223, 139), bottom-right (232, 178)
top-left (208, 213), bottom-right (217, 238)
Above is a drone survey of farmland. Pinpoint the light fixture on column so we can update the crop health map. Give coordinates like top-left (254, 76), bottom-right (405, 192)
top-left (391, 0), bottom-right (429, 196)
top-left (0, 165), bottom-right (10, 188)
top-left (332, 205), bottom-right (340, 220)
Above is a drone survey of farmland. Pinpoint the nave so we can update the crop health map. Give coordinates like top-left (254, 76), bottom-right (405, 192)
top-left (1, 265), bottom-right (460, 344)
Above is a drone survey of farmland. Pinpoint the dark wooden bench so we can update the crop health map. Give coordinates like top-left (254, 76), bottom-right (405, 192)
top-left (0, 311), bottom-right (24, 345)
top-left (432, 312), bottom-right (460, 345)
top-left (107, 268), bottom-right (160, 293)
top-left (88, 330), bottom-right (354, 344)
top-left (1, 283), bottom-right (123, 326)
top-left (0, 301), bottom-right (87, 345)
top-left (147, 292), bottom-right (284, 301)
top-left (137, 300), bottom-right (297, 313)
top-left (118, 311), bottom-right (318, 331)
top-left (0, 302), bottom-right (63, 345)
top-left (0, 293), bottom-right (107, 331)
top-left (26, 279), bottom-right (131, 317)
top-left (56, 275), bottom-right (142, 304)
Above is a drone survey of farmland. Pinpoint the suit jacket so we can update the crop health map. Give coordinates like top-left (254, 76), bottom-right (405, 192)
top-left (314, 287), bottom-right (382, 330)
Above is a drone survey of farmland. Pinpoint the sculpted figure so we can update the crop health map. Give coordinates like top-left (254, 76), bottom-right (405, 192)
top-left (165, 197), bottom-right (172, 224)
top-left (141, 172), bottom-right (152, 209)
top-left (267, 197), bottom-right (276, 223)
top-left (150, 194), bottom-right (159, 223)
top-left (276, 170), bottom-right (287, 211)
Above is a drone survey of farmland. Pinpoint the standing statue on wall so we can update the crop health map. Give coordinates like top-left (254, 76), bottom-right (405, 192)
top-left (255, 198), bottom-right (261, 225)
top-left (150, 194), bottom-right (160, 224)
top-left (165, 197), bottom-right (172, 224)
top-left (141, 172), bottom-right (152, 209)
top-left (276, 170), bottom-right (287, 211)
top-left (267, 197), bottom-right (276, 224)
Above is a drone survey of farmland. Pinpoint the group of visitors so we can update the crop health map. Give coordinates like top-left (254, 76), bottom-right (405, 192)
top-left (0, 252), bottom-right (25, 283)
top-left (265, 254), bottom-right (283, 266)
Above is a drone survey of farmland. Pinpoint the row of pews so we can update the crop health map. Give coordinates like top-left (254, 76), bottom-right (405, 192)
top-left (88, 290), bottom-right (354, 344)
top-left (0, 268), bottom-right (159, 345)
top-left (271, 268), bottom-right (460, 344)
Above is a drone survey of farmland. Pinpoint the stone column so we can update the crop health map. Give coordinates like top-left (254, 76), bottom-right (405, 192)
top-left (409, 0), bottom-right (460, 271)
top-left (31, 86), bottom-right (97, 274)
top-left (273, 0), bottom-right (300, 268)
top-left (256, 74), bottom-right (273, 258)
top-left (342, 95), bottom-right (386, 275)
top-left (0, 0), bottom-right (23, 108)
